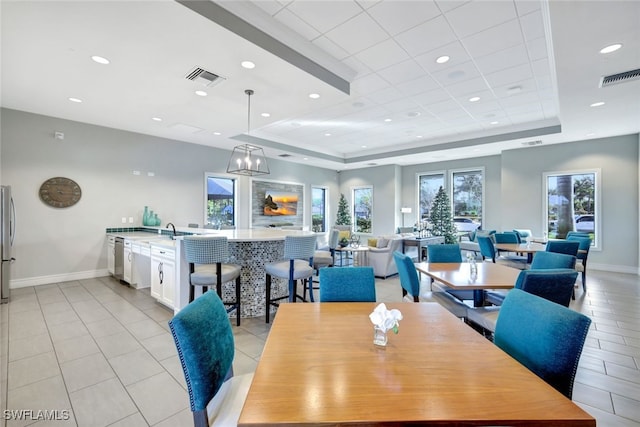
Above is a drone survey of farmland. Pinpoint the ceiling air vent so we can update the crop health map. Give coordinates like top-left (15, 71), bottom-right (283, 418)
top-left (278, 154), bottom-right (293, 158)
top-left (599, 68), bottom-right (640, 88)
top-left (521, 140), bottom-right (542, 147)
top-left (185, 67), bottom-right (226, 87)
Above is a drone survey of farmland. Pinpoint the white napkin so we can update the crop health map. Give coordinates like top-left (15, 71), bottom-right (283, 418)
top-left (369, 303), bottom-right (403, 333)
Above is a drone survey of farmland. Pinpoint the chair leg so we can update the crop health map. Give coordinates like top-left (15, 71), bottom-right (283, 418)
top-left (265, 274), bottom-right (272, 323)
top-left (582, 270), bottom-right (587, 291)
top-left (308, 277), bottom-right (315, 302)
top-left (189, 284), bottom-right (195, 303)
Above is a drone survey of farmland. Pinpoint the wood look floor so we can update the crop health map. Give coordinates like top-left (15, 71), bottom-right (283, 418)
top-left (0, 269), bottom-right (638, 426)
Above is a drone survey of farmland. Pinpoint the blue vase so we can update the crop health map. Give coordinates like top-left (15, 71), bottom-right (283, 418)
top-left (153, 214), bottom-right (160, 226)
top-left (143, 206), bottom-right (150, 226)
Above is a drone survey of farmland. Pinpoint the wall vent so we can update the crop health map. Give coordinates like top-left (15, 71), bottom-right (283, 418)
top-left (185, 67), bottom-right (226, 87)
top-left (521, 140), bottom-right (542, 146)
top-left (599, 68), bottom-right (640, 88)
top-left (278, 154), bottom-right (293, 158)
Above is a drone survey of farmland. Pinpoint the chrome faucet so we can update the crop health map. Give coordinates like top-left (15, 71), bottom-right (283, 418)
top-left (166, 222), bottom-right (176, 238)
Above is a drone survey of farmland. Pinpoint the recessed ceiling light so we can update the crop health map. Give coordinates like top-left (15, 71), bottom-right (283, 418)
top-left (436, 55), bottom-right (450, 64)
top-left (303, 157), bottom-right (309, 160)
top-left (384, 118), bottom-right (392, 122)
top-left (152, 117), bottom-right (162, 122)
top-left (590, 101), bottom-right (605, 107)
top-left (586, 132), bottom-right (596, 137)
top-left (507, 85), bottom-right (522, 95)
top-left (324, 133), bottom-right (331, 137)
top-left (91, 55), bottom-right (110, 64)
top-left (213, 131), bottom-right (221, 135)
top-left (490, 121), bottom-right (499, 125)
top-left (416, 135), bottom-right (423, 138)
top-left (68, 97), bottom-right (82, 103)
top-left (195, 90), bottom-right (207, 97)
top-left (600, 44), bottom-right (622, 54)
top-left (309, 93), bottom-right (320, 99)
top-left (361, 145), bottom-right (367, 148)
top-left (469, 96), bottom-right (481, 102)
top-left (241, 61), bottom-right (255, 69)
top-left (407, 111), bottom-right (421, 118)
top-left (261, 112), bottom-right (271, 117)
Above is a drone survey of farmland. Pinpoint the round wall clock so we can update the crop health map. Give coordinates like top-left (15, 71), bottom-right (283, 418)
top-left (39, 177), bottom-right (82, 208)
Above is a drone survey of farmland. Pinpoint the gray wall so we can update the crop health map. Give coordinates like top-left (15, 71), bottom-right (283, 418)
top-left (1, 108), bottom-right (339, 286)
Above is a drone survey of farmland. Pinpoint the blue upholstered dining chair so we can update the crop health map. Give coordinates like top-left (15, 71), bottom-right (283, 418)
top-left (530, 251), bottom-right (576, 270)
top-left (426, 244), bottom-right (472, 302)
top-left (513, 268), bottom-right (578, 307)
top-left (566, 231), bottom-right (591, 239)
top-left (567, 235), bottom-right (592, 292)
top-left (392, 251), bottom-right (467, 318)
top-left (183, 236), bottom-right (242, 326)
top-left (494, 289), bottom-right (591, 399)
top-left (545, 240), bottom-right (579, 257)
top-left (265, 234), bottom-right (317, 323)
top-left (168, 291), bottom-right (253, 427)
top-left (319, 267), bottom-right (376, 302)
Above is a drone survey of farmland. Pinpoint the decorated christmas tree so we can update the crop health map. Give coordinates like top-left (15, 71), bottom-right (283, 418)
top-left (336, 193), bottom-right (352, 226)
top-left (429, 186), bottom-right (458, 244)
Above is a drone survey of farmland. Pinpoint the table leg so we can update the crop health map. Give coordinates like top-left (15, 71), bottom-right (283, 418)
top-left (473, 289), bottom-right (485, 307)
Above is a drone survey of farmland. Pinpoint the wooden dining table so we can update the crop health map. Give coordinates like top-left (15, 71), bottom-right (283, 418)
top-left (237, 302), bottom-right (595, 426)
top-left (495, 241), bottom-right (547, 263)
top-left (415, 261), bottom-right (521, 307)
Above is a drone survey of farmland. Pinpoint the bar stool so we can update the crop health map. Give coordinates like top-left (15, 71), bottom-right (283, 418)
top-left (265, 234), bottom-right (317, 323)
top-left (183, 235), bottom-right (242, 326)
top-left (309, 229), bottom-right (340, 302)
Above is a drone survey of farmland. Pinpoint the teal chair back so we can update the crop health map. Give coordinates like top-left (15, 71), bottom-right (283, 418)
top-left (477, 236), bottom-right (496, 262)
top-left (494, 289), bottom-right (591, 399)
top-left (319, 267), bottom-right (376, 302)
top-left (545, 240), bottom-right (579, 257)
top-left (427, 244), bottom-right (462, 262)
top-left (494, 232), bottom-right (520, 244)
top-left (530, 251), bottom-right (576, 269)
top-left (393, 251), bottom-right (421, 302)
top-left (567, 235), bottom-right (591, 261)
top-left (514, 268), bottom-right (578, 307)
top-left (566, 231), bottom-right (590, 239)
top-left (168, 291), bottom-right (235, 425)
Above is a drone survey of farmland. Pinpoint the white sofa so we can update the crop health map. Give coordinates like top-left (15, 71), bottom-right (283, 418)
top-left (367, 234), bottom-right (404, 278)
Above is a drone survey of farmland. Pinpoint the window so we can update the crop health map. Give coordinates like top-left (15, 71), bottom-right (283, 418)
top-left (451, 169), bottom-right (483, 228)
top-left (205, 175), bottom-right (236, 228)
top-left (311, 187), bottom-right (327, 232)
top-left (352, 186), bottom-right (372, 234)
top-left (418, 173), bottom-right (445, 224)
top-left (544, 170), bottom-right (598, 246)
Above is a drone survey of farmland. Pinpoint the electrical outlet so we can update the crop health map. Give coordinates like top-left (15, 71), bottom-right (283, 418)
top-left (128, 217), bottom-right (134, 223)
top-left (121, 217), bottom-right (127, 223)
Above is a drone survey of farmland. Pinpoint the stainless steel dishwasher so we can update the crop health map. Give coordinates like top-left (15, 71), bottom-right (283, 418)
top-left (114, 237), bottom-right (124, 281)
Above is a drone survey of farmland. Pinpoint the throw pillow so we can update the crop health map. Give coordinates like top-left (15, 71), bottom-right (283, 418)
top-left (367, 238), bottom-right (378, 248)
top-left (376, 238), bottom-right (389, 248)
top-left (338, 231), bottom-right (351, 242)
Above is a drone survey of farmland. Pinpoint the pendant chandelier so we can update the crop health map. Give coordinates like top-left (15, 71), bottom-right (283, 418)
top-left (226, 89), bottom-right (270, 176)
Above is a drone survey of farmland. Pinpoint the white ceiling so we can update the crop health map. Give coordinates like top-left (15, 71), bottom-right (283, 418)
top-left (2, 1), bottom-right (639, 171)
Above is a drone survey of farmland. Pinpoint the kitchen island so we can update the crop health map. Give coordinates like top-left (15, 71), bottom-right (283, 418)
top-left (107, 227), bottom-right (317, 317)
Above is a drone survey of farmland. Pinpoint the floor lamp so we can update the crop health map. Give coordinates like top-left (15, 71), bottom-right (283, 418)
top-left (400, 207), bottom-right (412, 227)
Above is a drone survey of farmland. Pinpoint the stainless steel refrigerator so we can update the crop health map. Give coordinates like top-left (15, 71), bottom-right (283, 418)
top-left (1, 185), bottom-right (15, 303)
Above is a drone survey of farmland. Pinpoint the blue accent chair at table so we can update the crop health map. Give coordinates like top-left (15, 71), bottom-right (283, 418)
top-left (567, 235), bottom-right (592, 293)
top-left (494, 289), bottom-right (591, 399)
top-left (168, 291), bottom-right (253, 427)
top-left (319, 267), bottom-right (376, 302)
top-left (265, 234), bottom-right (317, 323)
top-left (426, 244), bottom-right (473, 302)
top-left (393, 251), bottom-right (467, 319)
top-left (183, 236), bottom-right (242, 326)
top-left (546, 239), bottom-right (580, 257)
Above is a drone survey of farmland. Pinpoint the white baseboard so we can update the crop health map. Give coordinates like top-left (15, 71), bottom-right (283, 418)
top-left (10, 269), bottom-right (110, 289)
top-left (586, 263), bottom-right (639, 276)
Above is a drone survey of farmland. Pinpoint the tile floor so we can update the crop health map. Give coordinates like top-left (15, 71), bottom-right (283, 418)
top-left (0, 269), bottom-right (638, 426)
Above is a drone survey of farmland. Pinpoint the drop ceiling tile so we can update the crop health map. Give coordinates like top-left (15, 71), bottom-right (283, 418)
top-left (340, 56), bottom-right (373, 77)
top-left (395, 75), bottom-right (440, 96)
top-left (312, 36), bottom-right (351, 60)
top-left (376, 59), bottom-right (425, 85)
top-left (465, 99), bottom-right (502, 114)
top-left (351, 73), bottom-right (391, 96)
top-left (366, 86), bottom-right (405, 104)
top-left (367, 0), bottom-right (441, 35)
top-left (414, 41), bottom-right (471, 73)
top-left (430, 60), bottom-right (481, 86)
top-left (444, 76), bottom-right (489, 97)
top-left (535, 74), bottom-right (553, 90)
top-left (394, 15), bottom-right (457, 57)
top-left (474, 44), bottom-right (529, 76)
top-left (411, 87), bottom-right (453, 106)
top-left (461, 19), bottom-right (523, 58)
top-left (252, 0), bottom-right (285, 16)
top-left (273, 8), bottom-right (321, 41)
top-left (435, 0), bottom-right (471, 14)
top-left (526, 37), bottom-right (548, 61)
top-left (498, 91), bottom-right (540, 108)
top-left (427, 99), bottom-right (465, 114)
top-left (485, 63), bottom-right (533, 87)
top-left (325, 12), bottom-right (389, 55)
top-left (354, 39), bottom-right (410, 71)
top-left (531, 58), bottom-right (551, 77)
top-left (445, 0), bottom-right (517, 39)
top-left (381, 98), bottom-right (423, 113)
top-left (286, 1), bottom-right (362, 33)
top-left (515, 0), bottom-right (541, 17)
top-left (519, 9), bottom-right (545, 41)
top-left (356, 0), bottom-right (382, 10)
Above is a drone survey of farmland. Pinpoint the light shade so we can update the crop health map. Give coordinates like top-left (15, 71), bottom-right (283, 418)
top-left (400, 207), bottom-right (412, 214)
top-left (226, 144), bottom-right (270, 176)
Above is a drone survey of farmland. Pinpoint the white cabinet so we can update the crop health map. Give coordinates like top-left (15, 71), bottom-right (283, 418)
top-left (107, 236), bottom-right (115, 275)
top-left (123, 240), bottom-right (134, 285)
top-left (150, 245), bottom-right (176, 308)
